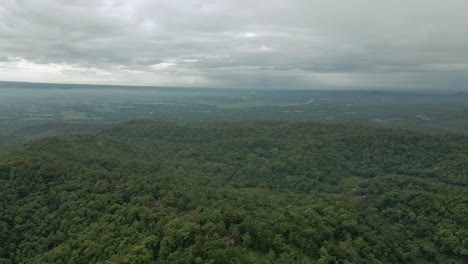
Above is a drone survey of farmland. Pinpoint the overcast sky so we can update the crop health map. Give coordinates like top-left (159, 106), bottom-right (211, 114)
top-left (0, 0), bottom-right (467, 90)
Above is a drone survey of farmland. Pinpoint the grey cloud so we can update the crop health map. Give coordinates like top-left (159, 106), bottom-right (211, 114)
top-left (0, 0), bottom-right (467, 90)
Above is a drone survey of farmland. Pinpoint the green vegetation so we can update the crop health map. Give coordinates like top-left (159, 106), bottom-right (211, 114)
top-left (62, 111), bottom-right (89, 120)
top-left (1, 83), bottom-right (467, 138)
top-left (0, 120), bottom-right (466, 263)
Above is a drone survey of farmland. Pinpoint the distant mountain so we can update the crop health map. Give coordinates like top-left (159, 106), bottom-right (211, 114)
top-left (452, 91), bottom-right (468, 96)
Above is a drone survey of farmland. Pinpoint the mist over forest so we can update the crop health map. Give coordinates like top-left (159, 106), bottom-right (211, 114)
top-left (0, 82), bottom-right (467, 263)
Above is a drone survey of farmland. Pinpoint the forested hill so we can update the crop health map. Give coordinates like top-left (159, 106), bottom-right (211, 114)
top-left (0, 121), bottom-right (467, 263)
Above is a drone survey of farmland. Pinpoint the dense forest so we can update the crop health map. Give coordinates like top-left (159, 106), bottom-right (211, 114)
top-left (0, 120), bottom-right (467, 263)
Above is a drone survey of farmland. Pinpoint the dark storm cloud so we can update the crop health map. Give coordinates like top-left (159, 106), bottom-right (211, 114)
top-left (0, 0), bottom-right (467, 90)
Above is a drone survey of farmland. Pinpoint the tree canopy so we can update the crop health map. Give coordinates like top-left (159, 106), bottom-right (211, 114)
top-left (0, 121), bottom-right (467, 263)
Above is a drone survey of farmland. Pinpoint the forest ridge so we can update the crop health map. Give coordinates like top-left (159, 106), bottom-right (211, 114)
top-left (0, 120), bottom-right (467, 263)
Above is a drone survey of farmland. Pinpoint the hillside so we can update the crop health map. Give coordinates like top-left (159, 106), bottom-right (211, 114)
top-left (0, 121), bottom-right (467, 263)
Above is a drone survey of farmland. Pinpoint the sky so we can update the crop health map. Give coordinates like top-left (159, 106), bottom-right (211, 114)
top-left (0, 0), bottom-right (467, 90)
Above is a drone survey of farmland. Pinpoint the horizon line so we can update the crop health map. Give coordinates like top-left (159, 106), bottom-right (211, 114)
top-left (0, 80), bottom-right (462, 94)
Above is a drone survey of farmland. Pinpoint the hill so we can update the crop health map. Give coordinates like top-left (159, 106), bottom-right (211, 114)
top-left (0, 121), bottom-right (467, 263)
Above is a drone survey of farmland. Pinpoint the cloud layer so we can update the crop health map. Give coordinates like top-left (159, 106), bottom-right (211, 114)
top-left (1, 0), bottom-right (467, 90)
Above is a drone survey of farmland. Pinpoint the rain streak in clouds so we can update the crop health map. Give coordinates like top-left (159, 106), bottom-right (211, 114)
top-left (0, 0), bottom-right (467, 90)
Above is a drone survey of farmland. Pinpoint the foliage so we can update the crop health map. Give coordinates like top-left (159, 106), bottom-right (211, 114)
top-left (0, 121), bottom-right (466, 263)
